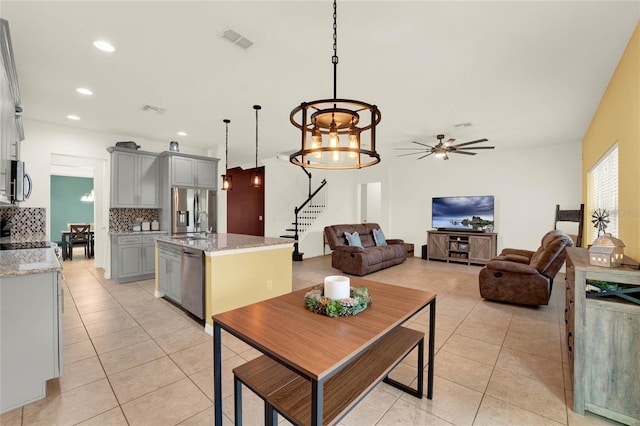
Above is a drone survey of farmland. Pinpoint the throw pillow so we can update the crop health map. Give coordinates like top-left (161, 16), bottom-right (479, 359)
top-left (345, 231), bottom-right (362, 247)
top-left (373, 228), bottom-right (387, 246)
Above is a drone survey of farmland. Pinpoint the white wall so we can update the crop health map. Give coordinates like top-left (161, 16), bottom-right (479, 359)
top-left (388, 141), bottom-right (582, 253)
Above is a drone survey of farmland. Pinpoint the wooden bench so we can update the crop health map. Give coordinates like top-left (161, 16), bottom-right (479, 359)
top-left (233, 326), bottom-right (425, 426)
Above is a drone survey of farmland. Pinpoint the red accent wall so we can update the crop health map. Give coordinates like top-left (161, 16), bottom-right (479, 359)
top-left (226, 166), bottom-right (265, 236)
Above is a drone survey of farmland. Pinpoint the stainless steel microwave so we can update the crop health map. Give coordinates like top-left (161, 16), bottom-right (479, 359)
top-left (9, 160), bottom-right (31, 203)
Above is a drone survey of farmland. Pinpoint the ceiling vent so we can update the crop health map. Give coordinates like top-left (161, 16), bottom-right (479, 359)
top-left (222, 29), bottom-right (253, 50)
top-left (142, 104), bottom-right (166, 114)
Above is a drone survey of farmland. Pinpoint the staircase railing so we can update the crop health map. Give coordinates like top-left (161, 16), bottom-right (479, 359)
top-left (280, 166), bottom-right (327, 261)
top-left (291, 178), bottom-right (327, 261)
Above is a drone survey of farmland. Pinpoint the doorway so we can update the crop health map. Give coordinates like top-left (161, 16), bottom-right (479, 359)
top-left (50, 154), bottom-right (106, 268)
top-left (360, 182), bottom-right (382, 224)
top-left (50, 175), bottom-right (94, 259)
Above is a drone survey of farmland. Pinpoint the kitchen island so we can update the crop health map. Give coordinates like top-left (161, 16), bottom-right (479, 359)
top-left (155, 233), bottom-right (293, 334)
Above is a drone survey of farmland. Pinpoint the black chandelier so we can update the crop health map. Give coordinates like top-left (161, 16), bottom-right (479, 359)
top-left (289, 0), bottom-right (381, 170)
top-left (221, 119), bottom-right (232, 191)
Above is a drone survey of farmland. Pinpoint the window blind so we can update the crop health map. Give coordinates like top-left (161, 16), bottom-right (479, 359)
top-left (589, 143), bottom-right (618, 242)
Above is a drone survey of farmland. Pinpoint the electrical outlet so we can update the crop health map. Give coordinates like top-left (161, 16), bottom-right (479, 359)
top-left (267, 280), bottom-right (273, 291)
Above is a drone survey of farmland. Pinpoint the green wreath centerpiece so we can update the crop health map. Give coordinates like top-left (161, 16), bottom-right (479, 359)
top-left (304, 285), bottom-right (372, 317)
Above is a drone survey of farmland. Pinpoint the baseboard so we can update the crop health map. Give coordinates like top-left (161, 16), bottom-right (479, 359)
top-left (204, 323), bottom-right (213, 336)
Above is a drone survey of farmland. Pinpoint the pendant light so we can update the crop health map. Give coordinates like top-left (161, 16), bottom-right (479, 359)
top-left (250, 105), bottom-right (262, 188)
top-left (221, 119), bottom-right (232, 191)
top-left (289, 0), bottom-right (381, 170)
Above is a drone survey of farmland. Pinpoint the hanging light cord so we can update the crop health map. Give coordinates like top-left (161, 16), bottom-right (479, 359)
top-left (255, 106), bottom-right (259, 168)
top-left (332, 0), bottom-right (338, 99)
top-left (224, 119), bottom-right (230, 171)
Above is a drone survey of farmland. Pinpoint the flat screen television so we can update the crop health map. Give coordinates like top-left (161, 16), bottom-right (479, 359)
top-left (432, 195), bottom-right (494, 232)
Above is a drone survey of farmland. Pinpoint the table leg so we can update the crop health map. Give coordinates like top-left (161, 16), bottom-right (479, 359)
top-left (214, 322), bottom-right (223, 426)
top-left (417, 338), bottom-right (424, 397)
top-left (234, 375), bottom-right (243, 426)
top-left (427, 298), bottom-right (436, 399)
top-left (311, 379), bottom-right (324, 426)
top-left (265, 402), bottom-right (276, 426)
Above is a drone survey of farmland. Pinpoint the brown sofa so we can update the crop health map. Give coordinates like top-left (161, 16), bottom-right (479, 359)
top-left (479, 230), bottom-right (574, 305)
top-left (324, 223), bottom-right (407, 276)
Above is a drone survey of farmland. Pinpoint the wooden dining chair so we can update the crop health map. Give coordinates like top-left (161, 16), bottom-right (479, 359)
top-left (69, 224), bottom-right (91, 260)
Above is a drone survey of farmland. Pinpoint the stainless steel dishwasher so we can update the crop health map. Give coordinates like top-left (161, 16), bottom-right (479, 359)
top-left (181, 248), bottom-right (204, 320)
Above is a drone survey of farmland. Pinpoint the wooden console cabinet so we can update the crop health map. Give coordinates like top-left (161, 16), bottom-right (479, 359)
top-left (427, 230), bottom-right (497, 265)
top-left (565, 247), bottom-right (640, 425)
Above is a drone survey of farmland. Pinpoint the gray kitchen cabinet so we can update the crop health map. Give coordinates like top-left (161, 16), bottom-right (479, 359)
top-left (142, 241), bottom-right (156, 276)
top-left (1, 270), bottom-right (62, 413)
top-left (111, 233), bottom-right (166, 283)
top-left (169, 153), bottom-right (218, 189)
top-left (0, 19), bottom-right (22, 205)
top-left (157, 241), bottom-right (182, 303)
top-left (108, 148), bottom-right (160, 208)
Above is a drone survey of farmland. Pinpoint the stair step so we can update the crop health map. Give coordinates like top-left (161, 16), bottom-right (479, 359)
top-left (279, 235), bottom-right (296, 239)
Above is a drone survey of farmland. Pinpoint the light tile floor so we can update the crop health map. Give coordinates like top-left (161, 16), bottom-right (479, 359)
top-left (1, 254), bottom-right (621, 425)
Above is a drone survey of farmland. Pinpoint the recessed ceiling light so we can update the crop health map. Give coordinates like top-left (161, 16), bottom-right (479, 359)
top-left (67, 114), bottom-right (80, 120)
top-left (177, 131), bottom-right (187, 136)
top-left (76, 87), bottom-right (93, 96)
top-left (93, 40), bottom-right (115, 53)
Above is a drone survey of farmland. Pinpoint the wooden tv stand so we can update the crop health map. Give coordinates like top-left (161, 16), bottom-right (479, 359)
top-left (427, 230), bottom-right (497, 265)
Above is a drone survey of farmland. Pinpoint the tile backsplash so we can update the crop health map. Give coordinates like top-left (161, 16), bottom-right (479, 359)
top-left (0, 207), bottom-right (46, 241)
top-left (109, 208), bottom-right (159, 232)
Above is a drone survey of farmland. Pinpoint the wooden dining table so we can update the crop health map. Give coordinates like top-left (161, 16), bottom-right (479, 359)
top-left (60, 230), bottom-right (94, 260)
top-left (212, 278), bottom-right (436, 426)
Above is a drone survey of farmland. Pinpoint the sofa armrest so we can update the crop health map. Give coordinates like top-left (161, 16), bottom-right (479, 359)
top-left (386, 239), bottom-right (404, 245)
top-left (485, 260), bottom-right (539, 275)
top-left (499, 248), bottom-right (535, 259)
top-left (503, 254), bottom-right (531, 264)
top-left (334, 245), bottom-right (366, 254)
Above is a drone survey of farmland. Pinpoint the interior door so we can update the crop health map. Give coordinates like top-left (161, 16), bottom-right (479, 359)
top-left (360, 182), bottom-right (382, 224)
top-left (226, 166), bottom-right (265, 236)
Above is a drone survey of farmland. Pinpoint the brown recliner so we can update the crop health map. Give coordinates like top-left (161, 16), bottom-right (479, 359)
top-left (479, 230), bottom-right (574, 305)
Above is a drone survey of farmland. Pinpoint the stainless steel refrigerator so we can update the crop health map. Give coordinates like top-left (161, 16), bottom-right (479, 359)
top-left (171, 187), bottom-right (217, 234)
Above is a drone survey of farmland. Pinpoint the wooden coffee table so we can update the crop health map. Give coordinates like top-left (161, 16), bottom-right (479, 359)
top-left (212, 278), bottom-right (436, 426)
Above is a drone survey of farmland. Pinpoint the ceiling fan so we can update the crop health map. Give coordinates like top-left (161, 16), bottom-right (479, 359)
top-left (396, 134), bottom-right (494, 160)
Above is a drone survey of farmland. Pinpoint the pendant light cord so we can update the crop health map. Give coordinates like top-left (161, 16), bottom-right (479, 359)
top-left (253, 105), bottom-right (261, 169)
top-left (332, 0), bottom-right (338, 99)
top-left (223, 119), bottom-right (230, 172)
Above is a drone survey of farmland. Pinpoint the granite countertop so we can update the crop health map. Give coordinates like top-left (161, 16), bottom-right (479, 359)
top-left (157, 233), bottom-right (294, 255)
top-left (0, 248), bottom-right (62, 278)
top-left (109, 230), bottom-right (168, 236)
